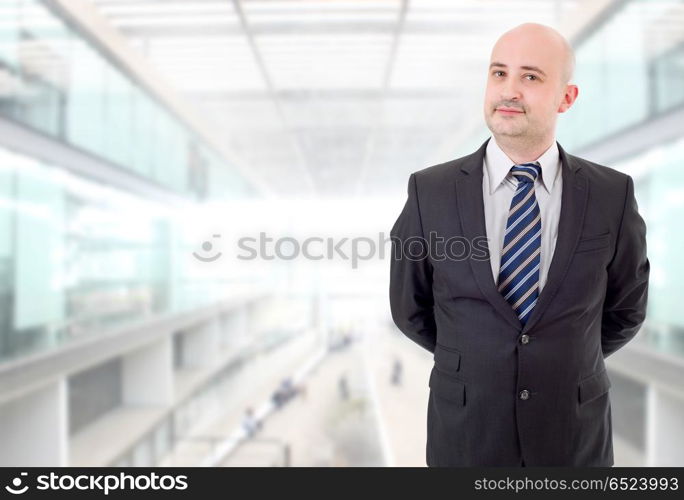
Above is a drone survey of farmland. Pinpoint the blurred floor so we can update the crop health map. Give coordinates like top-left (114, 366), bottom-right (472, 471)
top-left (161, 325), bottom-right (649, 467)
top-left (159, 330), bottom-right (321, 467)
top-left (221, 338), bottom-right (387, 466)
top-left (363, 327), bottom-right (433, 467)
top-left (215, 325), bottom-right (435, 467)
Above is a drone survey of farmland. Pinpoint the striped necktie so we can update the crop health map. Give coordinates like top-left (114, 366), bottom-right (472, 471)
top-left (496, 162), bottom-right (542, 326)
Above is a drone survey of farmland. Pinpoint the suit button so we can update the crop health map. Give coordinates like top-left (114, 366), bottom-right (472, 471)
top-left (520, 334), bottom-right (530, 344)
top-left (519, 390), bottom-right (530, 400)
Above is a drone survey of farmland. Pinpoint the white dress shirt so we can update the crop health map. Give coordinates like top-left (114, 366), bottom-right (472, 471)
top-left (482, 136), bottom-right (563, 291)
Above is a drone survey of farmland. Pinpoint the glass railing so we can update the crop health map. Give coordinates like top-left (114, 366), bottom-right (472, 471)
top-left (0, 0), bottom-right (253, 200)
top-left (615, 137), bottom-right (684, 356)
top-left (557, 0), bottom-right (684, 149)
top-left (0, 145), bottom-right (252, 362)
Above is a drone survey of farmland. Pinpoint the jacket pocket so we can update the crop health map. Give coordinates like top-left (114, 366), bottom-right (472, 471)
top-left (429, 367), bottom-right (466, 406)
top-left (434, 343), bottom-right (461, 375)
top-left (575, 232), bottom-right (610, 253)
top-left (578, 368), bottom-right (611, 405)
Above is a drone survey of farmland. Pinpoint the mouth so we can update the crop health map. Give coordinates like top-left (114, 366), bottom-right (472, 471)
top-left (496, 108), bottom-right (524, 115)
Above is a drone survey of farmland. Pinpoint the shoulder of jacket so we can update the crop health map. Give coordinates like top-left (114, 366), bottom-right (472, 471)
top-left (571, 153), bottom-right (630, 183)
top-left (410, 151), bottom-right (477, 185)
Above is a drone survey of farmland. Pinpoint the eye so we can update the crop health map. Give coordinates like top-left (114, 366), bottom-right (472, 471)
top-left (525, 74), bottom-right (538, 81)
top-left (492, 70), bottom-right (504, 77)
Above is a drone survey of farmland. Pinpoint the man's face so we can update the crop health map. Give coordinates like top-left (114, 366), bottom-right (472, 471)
top-left (483, 32), bottom-right (567, 141)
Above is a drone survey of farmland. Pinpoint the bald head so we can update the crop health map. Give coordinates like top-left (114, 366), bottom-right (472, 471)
top-left (483, 22), bottom-right (580, 154)
top-left (495, 23), bottom-right (575, 88)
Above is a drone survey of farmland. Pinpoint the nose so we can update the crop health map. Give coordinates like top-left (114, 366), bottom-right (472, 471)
top-left (500, 77), bottom-right (522, 102)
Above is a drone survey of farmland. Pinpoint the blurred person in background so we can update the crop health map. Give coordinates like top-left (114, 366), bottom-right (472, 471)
top-left (389, 22), bottom-right (649, 467)
top-left (242, 406), bottom-right (262, 438)
top-left (338, 373), bottom-right (350, 401)
top-left (390, 357), bottom-right (403, 387)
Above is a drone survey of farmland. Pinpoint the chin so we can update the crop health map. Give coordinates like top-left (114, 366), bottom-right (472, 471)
top-left (493, 125), bottom-right (526, 137)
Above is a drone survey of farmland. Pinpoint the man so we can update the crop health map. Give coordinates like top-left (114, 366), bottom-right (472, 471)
top-left (389, 23), bottom-right (649, 467)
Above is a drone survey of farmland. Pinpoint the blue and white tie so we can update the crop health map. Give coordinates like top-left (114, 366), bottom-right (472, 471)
top-left (497, 162), bottom-right (542, 326)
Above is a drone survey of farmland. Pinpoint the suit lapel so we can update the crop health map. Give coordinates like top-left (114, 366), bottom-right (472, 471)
top-left (521, 142), bottom-right (588, 333)
top-left (454, 137), bottom-right (588, 332)
top-left (455, 138), bottom-right (521, 330)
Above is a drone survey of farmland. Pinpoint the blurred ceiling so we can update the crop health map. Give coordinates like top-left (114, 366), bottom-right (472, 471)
top-left (85, 0), bottom-right (586, 198)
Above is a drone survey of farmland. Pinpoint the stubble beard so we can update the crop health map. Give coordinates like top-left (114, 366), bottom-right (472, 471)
top-left (486, 110), bottom-right (528, 138)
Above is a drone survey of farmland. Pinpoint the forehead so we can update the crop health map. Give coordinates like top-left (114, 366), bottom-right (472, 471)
top-left (490, 33), bottom-right (563, 74)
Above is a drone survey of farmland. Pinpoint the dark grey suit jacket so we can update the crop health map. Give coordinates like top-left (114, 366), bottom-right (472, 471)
top-left (389, 137), bottom-right (650, 466)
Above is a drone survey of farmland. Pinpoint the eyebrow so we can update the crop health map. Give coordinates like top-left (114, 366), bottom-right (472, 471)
top-left (489, 62), bottom-right (547, 77)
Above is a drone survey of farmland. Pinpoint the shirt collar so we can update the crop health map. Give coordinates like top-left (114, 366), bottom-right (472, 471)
top-left (484, 136), bottom-right (560, 195)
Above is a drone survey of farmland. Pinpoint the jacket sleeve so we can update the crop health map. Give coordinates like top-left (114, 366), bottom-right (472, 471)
top-left (389, 173), bottom-right (436, 354)
top-left (601, 174), bottom-right (650, 358)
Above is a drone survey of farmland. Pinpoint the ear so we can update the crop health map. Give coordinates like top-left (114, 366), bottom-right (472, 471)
top-left (557, 84), bottom-right (579, 113)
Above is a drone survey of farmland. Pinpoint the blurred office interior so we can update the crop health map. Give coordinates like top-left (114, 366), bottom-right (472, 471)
top-left (0, 0), bottom-right (683, 466)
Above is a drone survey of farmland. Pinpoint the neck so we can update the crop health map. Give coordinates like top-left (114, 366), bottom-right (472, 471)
top-left (494, 135), bottom-right (554, 165)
